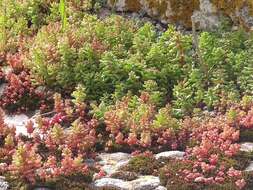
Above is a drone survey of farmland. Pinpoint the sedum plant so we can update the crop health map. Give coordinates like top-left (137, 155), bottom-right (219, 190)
top-left (102, 91), bottom-right (188, 151)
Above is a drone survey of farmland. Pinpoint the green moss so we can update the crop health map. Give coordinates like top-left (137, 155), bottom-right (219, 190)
top-left (123, 155), bottom-right (161, 175)
top-left (158, 152), bottom-right (253, 190)
top-left (5, 172), bottom-right (93, 190)
top-left (159, 160), bottom-right (197, 190)
top-left (236, 151), bottom-right (253, 168)
top-left (244, 172), bottom-right (253, 190)
top-left (240, 129), bottom-right (253, 142)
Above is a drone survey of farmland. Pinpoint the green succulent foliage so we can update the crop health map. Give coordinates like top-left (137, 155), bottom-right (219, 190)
top-left (172, 29), bottom-right (253, 117)
top-left (0, 0), bottom-right (106, 55)
top-left (0, 0), bottom-right (50, 54)
top-left (28, 16), bottom-right (190, 107)
top-left (71, 84), bottom-right (87, 104)
top-left (4, 0), bottom-right (252, 118)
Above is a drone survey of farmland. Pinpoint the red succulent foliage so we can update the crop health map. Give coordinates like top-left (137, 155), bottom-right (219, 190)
top-left (163, 115), bottom-right (246, 189)
top-left (240, 108), bottom-right (253, 129)
top-left (6, 52), bottom-right (24, 72)
top-left (0, 70), bottom-right (52, 113)
top-left (0, 96), bottom-right (98, 186)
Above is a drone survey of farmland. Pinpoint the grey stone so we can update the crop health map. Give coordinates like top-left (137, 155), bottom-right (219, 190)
top-left (4, 114), bottom-right (30, 136)
top-left (237, 6), bottom-right (253, 28)
top-left (155, 186), bottom-right (167, 190)
top-left (240, 142), bottom-right (253, 152)
top-left (130, 176), bottom-right (161, 190)
top-left (0, 176), bottom-right (8, 190)
top-left (192, 0), bottom-right (221, 30)
top-left (155, 151), bottom-right (185, 160)
top-left (91, 178), bottom-right (131, 190)
top-left (85, 158), bottom-right (96, 167)
top-left (2, 66), bottom-right (12, 75)
top-left (97, 152), bottom-right (132, 176)
top-left (90, 175), bottom-right (162, 190)
top-left (245, 161), bottom-right (253, 172)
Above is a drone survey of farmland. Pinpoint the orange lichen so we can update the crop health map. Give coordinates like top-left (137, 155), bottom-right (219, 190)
top-left (108, 0), bottom-right (141, 12)
top-left (212, 0), bottom-right (253, 14)
top-left (142, 0), bottom-right (199, 28)
top-left (144, 0), bottom-right (169, 15)
top-left (211, 0), bottom-right (253, 29)
top-left (126, 0), bottom-right (141, 12)
top-left (108, 0), bottom-right (252, 29)
top-left (169, 0), bottom-right (200, 28)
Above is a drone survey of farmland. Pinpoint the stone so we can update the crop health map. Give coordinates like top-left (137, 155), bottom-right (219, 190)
top-left (155, 186), bottom-right (167, 190)
top-left (91, 178), bottom-right (131, 190)
top-left (110, 171), bottom-right (138, 181)
top-left (91, 175), bottom-right (162, 190)
top-left (0, 176), bottom-right (8, 190)
top-left (245, 161), bottom-right (253, 172)
top-left (192, 0), bottom-right (221, 30)
top-left (2, 66), bottom-right (12, 75)
top-left (85, 158), bottom-right (96, 167)
top-left (107, 0), bottom-right (253, 30)
top-left (4, 114), bottom-right (30, 136)
top-left (240, 142), bottom-right (253, 152)
top-left (97, 152), bottom-right (132, 176)
top-left (155, 151), bottom-right (185, 160)
top-left (130, 175), bottom-right (161, 190)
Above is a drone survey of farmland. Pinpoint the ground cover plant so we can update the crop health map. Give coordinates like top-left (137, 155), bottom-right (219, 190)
top-left (1, 0), bottom-right (253, 189)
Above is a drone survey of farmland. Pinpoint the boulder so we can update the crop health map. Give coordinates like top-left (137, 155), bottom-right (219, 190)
top-left (130, 176), bottom-right (161, 190)
top-left (245, 161), bottom-right (253, 172)
top-left (155, 186), bottom-right (167, 190)
top-left (0, 176), bottom-right (8, 190)
top-left (4, 114), bottom-right (30, 136)
top-left (91, 175), bottom-right (162, 190)
top-left (155, 151), bottom-right (185, 160)
top-left (107, 0), bottom-right (253, 30)
top-left (240, 142), bottom-right (253, 152)
top-left (91, 178), bottom-right (131, 190)
top-left (97, 152), bottom-right (132, 176)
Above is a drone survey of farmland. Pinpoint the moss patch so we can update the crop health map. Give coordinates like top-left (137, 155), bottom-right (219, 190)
top-left (122, 155), bottom-right (162, 175)
top-left (5, 172), bottom-right (93, 190)
top-left (240, 129), bottom-right (253, 142)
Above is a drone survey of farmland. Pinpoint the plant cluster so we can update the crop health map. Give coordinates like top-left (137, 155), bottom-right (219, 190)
top-left (22, 12), bottom-right (253, 117)
top-left (100, 92), bottom-right (189, 151)
top-left (0, 0), bottom-right (105, 57)
top-left (1, 1), bottom-right (253, 189)
top-left (159, 115), bottom-right (248, 190)
top-left (0, 53), bottom-right (53, 113)
top-left (0, 95), bottom-right (100, 189)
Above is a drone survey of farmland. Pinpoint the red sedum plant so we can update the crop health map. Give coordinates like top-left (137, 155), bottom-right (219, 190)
top-left (0, 94), bottom-right (99, 188)
top-left (0, 52), bottom-right (53, 113)
top-left (160, 115), bottom-right (248, 190)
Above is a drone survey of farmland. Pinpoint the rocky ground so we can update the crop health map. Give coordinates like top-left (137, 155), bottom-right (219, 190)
top-left (1, 108), bottom-right (253, 190)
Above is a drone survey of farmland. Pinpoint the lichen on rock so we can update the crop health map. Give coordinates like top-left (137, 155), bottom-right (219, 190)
top-left (107, 0), bottom-right (253, 30)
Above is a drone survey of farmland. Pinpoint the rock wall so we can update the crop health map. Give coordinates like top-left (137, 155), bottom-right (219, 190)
top-left (107, 0), bottom-right (253, 30)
